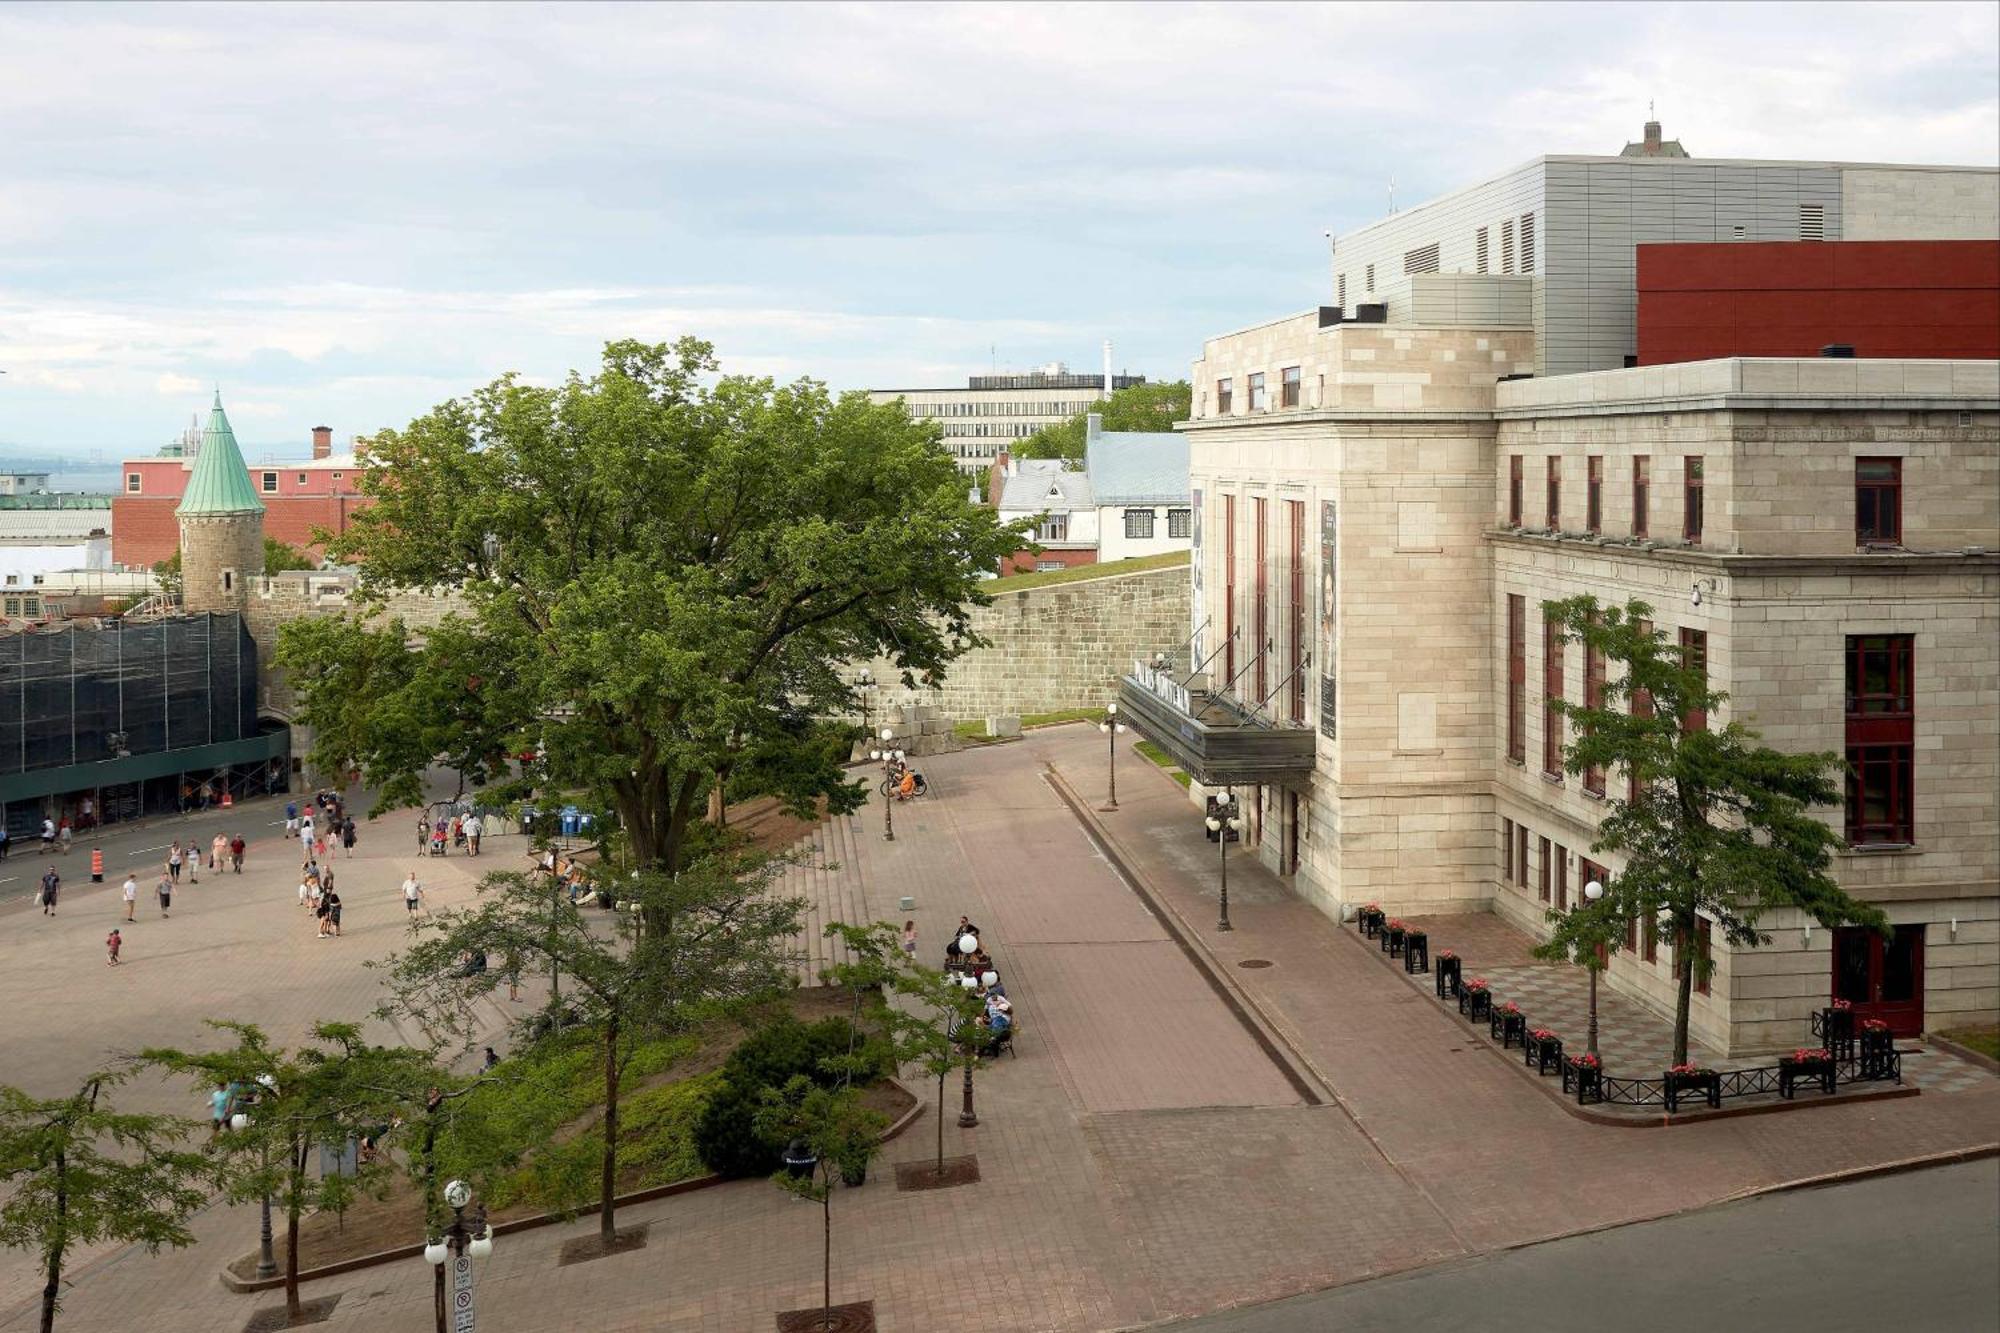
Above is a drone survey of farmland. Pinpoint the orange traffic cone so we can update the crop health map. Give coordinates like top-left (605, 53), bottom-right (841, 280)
top-left (91, 848), bottom-right (104, 883)
top-left (222, 790), bottom-right (234, 809)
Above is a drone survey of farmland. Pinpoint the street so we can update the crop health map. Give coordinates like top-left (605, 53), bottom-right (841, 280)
top-left (1169, 1158), bottom-right (2000, 1333)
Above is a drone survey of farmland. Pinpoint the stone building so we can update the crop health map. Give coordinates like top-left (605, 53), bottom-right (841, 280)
top-left (176, 392), bottom-right (267, 615)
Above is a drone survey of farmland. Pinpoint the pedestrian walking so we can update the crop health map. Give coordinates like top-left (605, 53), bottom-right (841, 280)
top-left (155, 873), bottom-right (173, 918)
top-left (121, 874), bottom-right (138, 922)
top-left (285, 800), bottom-right (299, 838)
top-left (463, 813), bottom-right (482, 857)
top-left (325, 889), bottom-right (343, 937)
top-left (210, 1084), bottom-right (231, 1140)
top-left (504, 949), bottom-right (521, 1001)
top-left (902, 919), bottom-right (918, 959)
top-left (315, 891), bottom-right (331, 938)
top-left (58, 819), bottom-right (72, 856)
top-left (229, 833), bottom-right (246, 873)
top-left (342, 819), bottom-right (357, 857)
top-left (167, 842), bottom-right (184, 882)
top-left (210, 834), bottom-right (227, 871)
top-left (41, 817), bottom-right (55, 852)
top-left (105, 928), bottom-right (122, 965)
top-left (416, 816), bottom-right (428, 852)
top-left (299, 813), bottom-right (316, 849)
top-left (402, 871), bottom-right (424, 918)
top-left (38, 866), bottom-right (60, 914)
top-left (0, 822), bottom-right (10, 861)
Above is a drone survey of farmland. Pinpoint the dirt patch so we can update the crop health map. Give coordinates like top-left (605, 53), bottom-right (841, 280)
top-left (777, 1300), bottom-right (877, 1332)
top-left (556, 1224), bottom-right (650, 1266)
top-left (894, 1154), bottom-right (980, 1191)
top-left (727, 794), bottom-right (829, 855)
top-left (243, 1295), bottom-right (342, 1331)
top-left (227, 987), bottom-right (905, 1279)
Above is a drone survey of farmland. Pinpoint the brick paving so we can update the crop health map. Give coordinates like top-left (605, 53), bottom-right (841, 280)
top-left (2, 730), bottom-right (1993, 1333)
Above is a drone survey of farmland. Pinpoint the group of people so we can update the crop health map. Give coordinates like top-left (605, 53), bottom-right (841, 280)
top-left (420, 810), bottom-right (484, 857)
top-left (287, 794), bottom-right (359, 861)
top-left (298, 856), bottom-right (344, 938)
top-left (540, 847), bottom-right (599, 906)
top-left (942, 915), bottom-right (1016, 1049)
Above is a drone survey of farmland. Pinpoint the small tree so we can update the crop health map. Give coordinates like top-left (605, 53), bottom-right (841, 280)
top-left (380, 852), bottom-right (802, 1248)
top-left (0, 1072), bottom-right (214, 1333)
top-left (1014, 380), bottom-right (1192, 463)
top-left (150, 551), bottom-right (182, 603)
top-left (1541, 595), bottom-right (1887, 1064)
top-left (819, 922), bottom-right (903, 1089)
top-left (754, 1076), bottom-right (887, 1332)
top-left (146, 1022), bottom-right (438, 1323)
top-left (263, 537), bottom-right (315, 574)
top-left (851, 936), bottom-right (983, 1180)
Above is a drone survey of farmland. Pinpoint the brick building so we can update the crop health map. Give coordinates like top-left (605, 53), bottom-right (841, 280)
top-left (113, 423), bottom-right (368, 568)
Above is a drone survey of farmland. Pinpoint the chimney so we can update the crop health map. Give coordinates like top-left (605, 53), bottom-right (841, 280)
top-left (987, 452), bottom-right (1009, 509)
top-left (311, 425), bottom-right (333, 460)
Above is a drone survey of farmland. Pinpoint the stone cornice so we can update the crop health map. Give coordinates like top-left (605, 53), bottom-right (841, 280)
top-left (1494, 394), bottom-right (1998, 421)
top-left (1486, 529), bottom-right (2000, 574)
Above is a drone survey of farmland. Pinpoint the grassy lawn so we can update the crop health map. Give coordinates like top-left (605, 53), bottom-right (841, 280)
top-left (1134, 738), bottom-right (1193, 788)
top-left (1939, 1024), bottom-right (2000, 1061)
top-left (952, 707), bottom-right (1103, 743)
top-left (984, 549), bottom-right (1188, 593)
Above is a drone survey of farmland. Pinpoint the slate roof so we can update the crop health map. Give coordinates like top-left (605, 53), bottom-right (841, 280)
top-left (1085, 430), bottom-right (1188, 505)
top-left (998, 464), bottom-right (1093, 512)
top-left (176, 392), bottom-right (266, 516)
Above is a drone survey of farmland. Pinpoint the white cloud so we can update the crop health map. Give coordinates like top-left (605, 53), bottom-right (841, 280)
top-left (154, 373), bottom-right (205, 395)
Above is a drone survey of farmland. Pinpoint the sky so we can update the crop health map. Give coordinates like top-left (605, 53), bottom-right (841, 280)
top-left (0, 0), bottom-right (1995, 463)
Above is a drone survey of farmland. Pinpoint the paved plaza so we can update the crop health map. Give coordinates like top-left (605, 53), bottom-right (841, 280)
top-left (0, 729), bottom-right (1994, 1333)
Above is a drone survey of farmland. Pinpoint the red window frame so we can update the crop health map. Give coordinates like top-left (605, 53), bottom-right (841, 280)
top-left (1679, 628), bottom-right (1708, 733)
top-left (1280, 366), bottom-right (1302, 408)
top-left (1856, 457), bottom-right (1902, 545)
top-left (1682, 456), bottom-right (1704, 544)
top-left (1632, 456), bottom-right (1650, 537)
top-left (1543, 613), bottom-right (1564, 778)
top-left (1216, 378), bottom-right (1233, 414)
top-left (1585, 456), bottom-right (1602, 534)
top-left (1554, 844), bottom-right (1568, 911)
top-left (1501, 818), bottom-right (1514, 883)
top-left (1506, 595), bottom-right (1526, 762)
top-left (1515, 823), bottom-right (1529, 886)
top-left (1845, 634), bottom-right (1915, 845)
top-left (1643, 911), bottom-right (1657, 964)
top-left (1546, 457), bottom-right (1561, 529)
top-left (1508, 456), bottom-right (1523, 526)
top-left (1583, 640), bottom-right (1606, 796)
top-left (1253, 497), bottom-right (1268, 704)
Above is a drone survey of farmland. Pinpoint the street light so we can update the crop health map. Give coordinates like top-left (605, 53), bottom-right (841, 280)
top-left (1098, 701), bottom-right (1127, 811)
top-left (1204, 789), bottom-right (1243, 932)
top-left (868, 728), bottom-right (897, 842)
top-left (949, 1008), bottom-right (980, 1129)
top-left (228, 1073), bottom-right (280, 1281)
top-left (1583, 878), bottom-right (1605, 1057)
top-left (426, 1179), bottom-right (493, 1333)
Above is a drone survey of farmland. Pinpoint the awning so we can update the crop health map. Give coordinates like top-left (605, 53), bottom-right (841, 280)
top-left (1118, 663), bottom-right (1315, 787)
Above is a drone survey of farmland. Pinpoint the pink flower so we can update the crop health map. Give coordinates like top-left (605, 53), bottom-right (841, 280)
top-left (1438, 949), bottom-right (1458, 961)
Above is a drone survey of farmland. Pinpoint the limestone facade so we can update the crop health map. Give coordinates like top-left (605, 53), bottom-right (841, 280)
top-left (1181, 324), bottom-right (1999, 1054)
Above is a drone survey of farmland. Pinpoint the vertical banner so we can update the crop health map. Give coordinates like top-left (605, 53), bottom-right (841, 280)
top-left (1189, 487), bottom-right (1205, 668)
top-left (1319, 500), bottom-right (1337, 739)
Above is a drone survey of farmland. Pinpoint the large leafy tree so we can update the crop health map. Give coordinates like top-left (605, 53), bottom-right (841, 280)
top-left (285, 338), bottom-right (1024, 864)
top-left (1013, 380), bottom-right (1191, 464)
top-left (1539, 596), bottom-right (1885, 1064)
top-left (0, 1072), bottom-right (214, 1333)
top-left (380, 853), bottom-right (801, 1248)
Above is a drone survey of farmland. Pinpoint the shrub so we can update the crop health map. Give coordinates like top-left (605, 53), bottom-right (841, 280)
top-left (696, 1015), bottom-right (889, 1178)
top-left (694, 1076), bottom-right (785, 1178)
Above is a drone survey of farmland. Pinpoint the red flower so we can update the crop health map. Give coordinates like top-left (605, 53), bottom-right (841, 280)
top-left (1861, 1018), bottom-right (1891, 1033)
top-left (1499, 1001), bottom-right (1520, 1015)
top-left (1829, 998), bottom-right (1852, 1011)
top-left (1787, 1047), bottom-right (1831, 1063)
top-left (1387, 918), bottom-right (1406, 931)
top-left (1465, 976), bottom-right (1489, 991)
top-left (1438, 949), bottom-right (1458, 961)
top-left (1530, 1027), bottom-right (1558, 1041)
top-left (1571, 1053), bottom-right (1602, 1070)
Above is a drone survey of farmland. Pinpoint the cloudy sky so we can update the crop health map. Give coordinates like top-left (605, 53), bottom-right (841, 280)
top-left (1, 1), bottom-right (1995, 461)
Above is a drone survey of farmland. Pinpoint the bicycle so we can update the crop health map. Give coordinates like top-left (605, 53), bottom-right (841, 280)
top-left (879, 772), bottom-right (929, 799)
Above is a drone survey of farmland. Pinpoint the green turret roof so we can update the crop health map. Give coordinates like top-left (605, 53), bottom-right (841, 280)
top-left (176, 391), bottom-right (266, 516)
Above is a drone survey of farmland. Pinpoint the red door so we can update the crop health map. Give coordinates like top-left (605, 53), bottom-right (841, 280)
top-left (1832, 925), bottom-right (1925, 1037)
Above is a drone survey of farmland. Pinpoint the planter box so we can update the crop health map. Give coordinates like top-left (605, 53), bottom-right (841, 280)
top-left (1359, 909), bottom-right (1385, 939)
top-left (1778, 1056), bottom-right (1836, 1100)
top-left (1563, 1058), bottom-right (1604, 1105)
top-left (1404, 931), bottom-right (1429, 974)
top-left (1663, 1069), bottom-right (1721, 1112)
top-left (1490, 1009), bottom-right (1526, 1049)
top-left (1814, 1007), bottom-right (1857, 1061)
top-left (1527, 1034), bottom-right (1564, 1075)
top-left (1461, 988), bottom-right (1492, 1021)
top-left (1385, 927), bottom-right (1406, 958)
top-left (1859, 1028), bottom-right (1900, 1083)
top-left (1434, 955), bottom-right (1461, 998)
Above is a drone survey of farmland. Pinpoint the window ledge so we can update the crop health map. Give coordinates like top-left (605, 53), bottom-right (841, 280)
top-left (1581, 787), bottom-right (1607, 802)
top-left (1839, 843), bottom-right (1922, 858)
top-left (1541, 771), bottom-right (1565, 786)
top-left (1393, 748), bottom-right (1445, 758)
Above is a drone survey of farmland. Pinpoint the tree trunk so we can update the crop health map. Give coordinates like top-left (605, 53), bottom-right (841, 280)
top-left (38, 1152), bottom-right (64, 1333)
top-left (600, 1008), bottom-right (621, 1244)
top-left (1672, 912), bottom-right (1695, 1066)
top-left (935, 1068), bottom-right (946, 1173)
top-left (286, 1143), bottom-right (305, 1319)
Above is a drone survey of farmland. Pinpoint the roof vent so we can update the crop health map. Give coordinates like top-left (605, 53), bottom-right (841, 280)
top-left (1352, 303), bottom-right (1387, 324)
top-left (1819, 344), bottom-right (1856, 358)
top-left (1318, 306), bottom-right (1343, 328)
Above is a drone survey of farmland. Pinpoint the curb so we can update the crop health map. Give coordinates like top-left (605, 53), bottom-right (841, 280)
top-left (1717, 1141), bottom-right (2000, 1202)
top-left (1921, 1031), bottom-right (2000, 1076)
top-left (218, 1075), bottom-right (928, 1294)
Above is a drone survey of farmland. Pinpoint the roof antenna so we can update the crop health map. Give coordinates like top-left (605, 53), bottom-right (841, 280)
top-left (1388, 177), bottom-right (1396, 214)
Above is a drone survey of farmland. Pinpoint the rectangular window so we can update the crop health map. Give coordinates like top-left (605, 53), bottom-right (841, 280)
top-left (1475, 226), bottom-right (1490, 274)
top-left (1124, 509), bottom-right (1155, 539)
top-left (1586, 456), bottom-right (1602, 534)
top-left (1546, 457), bottom-right (1561, 529)
top-left (1583, 639), bottom-right (1606, 796)
top-left (1515, 823), bottom-right (1529, 886)
top-left (1629, 618), bottom-right (1653, 806)
top-left (1679, 628), bottom-right (1708, 733)
top-left (1538, 836), bottom-right (1551, 901)
top-left (1543, 613), bottom-right (1564, 778)
top-left (1501, 218), bottom-right (1515, 274)
top-left (1403, 242), bottom-right (1440, 275)
top-left (1683, 456), bottom-right (1704, 543)
top-left (1168, 508), bottom-right (1192, 539)
top-left (1856, 457), bottom-right (1902, 544)
top-left (1507, 594), bottom-right (1526, 763)
top-left (1501, 818), bottom-right (1515, 883)
top-left (1216, 378), bottom-right (1233, 414)
top-left (296, 472), bottom-right (308, 485)
top-left (1644, 912), bottom-right (1658, 964)
top-left (1038, 516), bottom-right (1067, 542)
top-left (1224, 494), bottom-right (1237, 687)
top-left (261, 472), bottom-right (278, 493)
top-left (1632, 456), bottom-right (1650, 537)
top-left (1508, 455), bottom-right (1523, 525)
top-left (1249, 373), bottom-right (1268, 412)
top-left (1554, 844), bottom-right (1567, 911)
top-left (1845, 634), bottom-right (1914, 845)
top-left (126, 472), bottom-right (142, 493)
top-left (1281, 366), bottom-right (1302, 408)
top-left (1288, 499), bottom-right (1306, 722)
top-left (1520, 211), bottom-right (1536, 273)
top-left (1253, 497), bottom-right (1268, 703)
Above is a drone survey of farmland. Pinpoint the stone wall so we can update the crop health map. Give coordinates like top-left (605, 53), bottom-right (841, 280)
top-left (242, 574), bottom-right (466, 720)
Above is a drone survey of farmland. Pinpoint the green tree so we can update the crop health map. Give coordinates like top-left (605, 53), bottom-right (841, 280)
top-left (380, 852), bottom-right (802, 1248)
top-left (262, 537), bottom-right (315, 574)
top-left (1538, 596), bottom-right (1886, 1065)
top-left (0, 1072), bottom-right (214, 1333)
top-left (285, 338), bottom-right (1027, 872)
top-left (150, 551), bottom-right (181, 603)
top-left (753, 1076), bottom-right (886, 1333)
top-left (145, 1022), bottom-right (439, 1323)
top-left (1013, 380), bottom-right (1191, 464)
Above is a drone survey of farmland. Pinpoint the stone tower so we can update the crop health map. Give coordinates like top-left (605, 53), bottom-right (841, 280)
top-left (176, 391), bottom-right (266, 613)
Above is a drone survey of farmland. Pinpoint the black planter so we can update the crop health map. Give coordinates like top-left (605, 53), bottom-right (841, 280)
top-left (1385, 927), bottom-right (1406, 958)
top-left (781, 1138), bottom-right (819, 1181)
top-left (1663, 1069), bottom-right (1721, 1112)
top-left (1528, 1034), bottom-right (1564, 1075)
top-left (1435, 955), bottom-right (1461, 998)
top-left (1817, 1007), bottom-right (1857, 1061)
top-left (1490, 1009), bottom-right (1526, 1048)
top-left (1404, 932), bottom-right (1429, 974)
top-left (1359, 909), bottom-right (1384, 939)
top-left (1778, 1056), bottom-right (1836, 1100)
top-left (1563, 1058), bottom-right (1604, 1105)
top-left (1859, 1027), bottom-right (1899, 1082)
top-left (1461, 988), bottom-right (1492, 1021)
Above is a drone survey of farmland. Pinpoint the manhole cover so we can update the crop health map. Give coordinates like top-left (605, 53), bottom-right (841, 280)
top-left (777, 1301), bottom-right (876, 1333)
top-left (1237, 958), bottom-right (1275, 969)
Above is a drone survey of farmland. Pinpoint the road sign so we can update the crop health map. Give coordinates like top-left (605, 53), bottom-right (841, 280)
top-left (453, 1255), bottom-right (472, 1292)
top-left (452, 1253), bottom-right (475, 1330)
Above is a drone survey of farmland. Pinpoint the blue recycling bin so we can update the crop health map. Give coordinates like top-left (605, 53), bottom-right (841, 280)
top-left (559, 805), bottom-right (580, 837)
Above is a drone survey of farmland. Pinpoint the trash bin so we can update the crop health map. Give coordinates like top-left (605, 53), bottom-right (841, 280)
top-left (559, 805), bottom-right (580, 838)
top-left (781, 1138), bottom-right (818, 1181)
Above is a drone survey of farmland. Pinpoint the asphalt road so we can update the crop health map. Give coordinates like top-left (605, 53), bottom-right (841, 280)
top-left (1169, 1158), bottom-right (2000, 1333)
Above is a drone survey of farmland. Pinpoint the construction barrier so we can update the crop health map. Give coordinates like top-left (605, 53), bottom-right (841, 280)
top-left (91, 848), bottom-right (104, 882)
top-left (222, 791), bottom-right (234, 808)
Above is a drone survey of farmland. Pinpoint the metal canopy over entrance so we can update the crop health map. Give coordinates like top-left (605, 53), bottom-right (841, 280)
top-left (1117, 660), bottom-right (1315, 788)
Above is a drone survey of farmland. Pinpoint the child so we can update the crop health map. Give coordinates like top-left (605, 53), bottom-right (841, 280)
top-left (902, 920), bottom-right (918, 959)
top-left (106, 928), bottom-right (122, 966)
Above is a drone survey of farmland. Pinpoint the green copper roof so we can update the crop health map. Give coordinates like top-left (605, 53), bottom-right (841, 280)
top-left (175, 391), bottom-right (266, 516)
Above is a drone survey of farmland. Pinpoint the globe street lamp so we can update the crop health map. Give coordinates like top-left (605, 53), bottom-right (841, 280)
top-left (951, 975), bottom-right (981, 1129)
top-left (1204, 789), bottom-right (1244, 932)
top-left (1098, 701), bottom-right (1127, 811)
top-left (228, 1073), bottom-right (281, 1281)
top-left (425, 1178), bottom-right (493, 1333)
top-left (868, 728), bottom-right (898, 842)
top-left (1583, 878), bottom-right (1605, 1057)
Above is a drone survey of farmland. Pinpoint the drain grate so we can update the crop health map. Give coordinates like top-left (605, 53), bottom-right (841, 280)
top-left (1237, 958), bottom-right (1275, 969)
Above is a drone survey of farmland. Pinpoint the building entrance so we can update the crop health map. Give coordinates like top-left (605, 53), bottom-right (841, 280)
top-left (1832, 924), bottom-right (1925, 1037)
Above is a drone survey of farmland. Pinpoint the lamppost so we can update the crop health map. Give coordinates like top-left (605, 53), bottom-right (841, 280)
top-left (1204, 789), bottom-right (1243, 932)
top-left (952, 967), bottom-right (980, 1128)
top-left (228, 1072), bottom-right (281, 1281)
top-left (1583, 878), bottom-right (1605, 1057)
top-left (868, 728), bottom-right (902, 842)
top-left (1098, 702), bottom-right (1126, 811)
top-left (855, 668), bottom-right (874, 742)
top-left (424, 1179), bottom-right (493, 1333)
